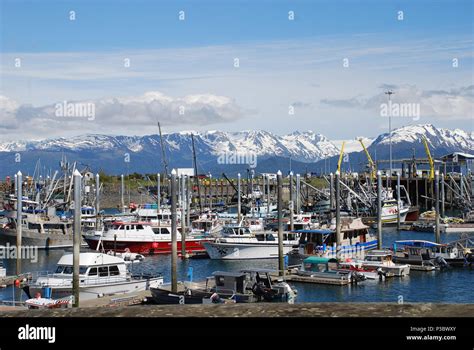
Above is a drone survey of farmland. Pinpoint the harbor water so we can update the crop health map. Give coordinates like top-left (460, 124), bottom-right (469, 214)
top-left (1, 228), bottom-right (473, 304)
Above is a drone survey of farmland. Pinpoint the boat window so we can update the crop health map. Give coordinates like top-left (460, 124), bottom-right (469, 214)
top-left (109, 265), bottom-right (120, 276)
top-left (136, 225), bottom-right (144, 230)
top-left (215, 276), bottom-right (225, 286)
top-left (79, 266), bottom-right (88, 274)
top-left (55, 265), bottom-right (65, 273)
top-left (125, 225), bottom-right (130, 230)
top-left (265, 234), bottom-right (275, 241)
top-left (162, 228), bottom-right (170, 234)
top-left (88, 267), bottom-right (98, 276)
top-left (255, 234), bottom-right (264, 242)
top-left (152, 228), bottom-right (160, 234)
top-left (118, 225), bottom-right (125, 230)
top-left (63, 266), bottom-right (73, 274)
top-left (98, 266), bottom-right (108, 277)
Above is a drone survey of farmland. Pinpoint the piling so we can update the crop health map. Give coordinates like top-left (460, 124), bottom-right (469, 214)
top-left (186, 175), bottom-right (191, 228)
top-left (277, 171), bottom-right (284, 276)
top-left (377, 171), bottom-right (382, 249)
top-left (95, 173), bottom-right (100, 230)
top-left (73, 169), bottom-right (82, 307)
top-left (170, 169), bottom-right (178, 293)
top-left (209, 174), bottom-right (213, 211)
top-left (289, 171), bottom-right (294, 231)
top-left (120, 174), bottom-right (125, 210)
top-left (237, 173), bottom-right (241, 223)
top-left (16, 171), bottom-right (22, 275)
top-left (335, 171), bottom-right (341, 255)
top-left (180, 174), bottom-right (186, 258)
top-left (441, 173), bottom-right (445, 218)
top-left (434, 170), bottom-right (440, 243)
top-left (296, 174), bottom-right (301, 214)
top-left (266, 174), bottom-right (270, 216)
top-left (329, 173), bottom-right (334, 215)
top-left (396, 172), bottom-right (401, 231)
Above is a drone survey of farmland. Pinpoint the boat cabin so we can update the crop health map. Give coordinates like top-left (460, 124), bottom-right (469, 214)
top-left (302, 256), bottom-right (338, 273)
top-left (211, 271), bottom-right (248, 295)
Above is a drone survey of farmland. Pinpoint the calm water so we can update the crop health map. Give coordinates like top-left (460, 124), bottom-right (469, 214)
top-left (1, 229), bottom-right (473, 304)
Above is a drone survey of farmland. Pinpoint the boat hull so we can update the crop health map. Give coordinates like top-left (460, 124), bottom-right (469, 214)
top-left (203, 242), bottom-right (294, 260)
top-left (27, 276), bottom-right (164, 301)
top-left (84, 236), bottom-right (213, 255)
top-left (0, 227), bottom-right (83, 249)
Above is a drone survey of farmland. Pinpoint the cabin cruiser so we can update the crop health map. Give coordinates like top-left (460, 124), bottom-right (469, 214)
top-left (83, 221), bottom-right (213, 255)
top-left (361, 250), bottom-right (410, 276)
top-left (191, 212), bottom-right (222, 236)
top-left (24, 252), bottom-right (163, 301)
top-left (392, 240), bottom-right (444, 270)
top-left (288, 216), bottom-right (377, 263)
top-left (380, 188), bottom-right (410, 224)
top-left (294, 256), bottom-right (366, 285)
top-left (150, 268), bottom-right (296, 304)
top-left (203, 226), bottom-right (299, 260)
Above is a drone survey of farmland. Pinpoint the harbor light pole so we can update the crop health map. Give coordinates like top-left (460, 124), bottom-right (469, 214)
top-left (289, 171), bottom-right (294, 231)
top-left (385, 90), bottom-right (395, 185)
top-left (335, 171), bottom-right (341, 257)
top-left (181, 174), bottom-right (186, 258)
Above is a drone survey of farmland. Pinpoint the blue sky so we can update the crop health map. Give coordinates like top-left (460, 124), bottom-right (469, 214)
top-left (0, 0), bottom-right (472, 140)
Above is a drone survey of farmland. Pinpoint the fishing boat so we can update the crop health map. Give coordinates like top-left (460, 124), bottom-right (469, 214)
top-left (392, 240), bottom-right (440, 270)
top-left (361, 250), bottom-right (410, 276)
top-left (83, 221), bottom-right (213, 255)
top-left (24, 252), bottom-right (163, 301)
top-left (336, 260), bottom-right (384, 280)
top-left (150, 268), bottom-right (296, 304)
top-left (203, 225), bottom-right (299, 260)
top-left (0, 211), bottom-right (77, 249)
top-left (288, 217), bottom-right (377, 263)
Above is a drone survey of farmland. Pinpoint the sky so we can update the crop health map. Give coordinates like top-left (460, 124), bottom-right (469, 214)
top-left (0, 0), bottom-right (473, 141)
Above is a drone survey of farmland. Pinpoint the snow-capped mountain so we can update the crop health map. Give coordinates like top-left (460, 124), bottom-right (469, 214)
top-left (0, 130), bottom-right (339, 162)
top-left (0, 124), bottom-right (471, 177)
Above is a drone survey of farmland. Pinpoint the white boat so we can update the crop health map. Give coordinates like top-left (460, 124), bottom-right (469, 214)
top-left (203, 226), bottom-right (299, 260)
top-left (361, 250), bottom-right (410, 276)
top-left (25, 252), bottom-right (163, 301)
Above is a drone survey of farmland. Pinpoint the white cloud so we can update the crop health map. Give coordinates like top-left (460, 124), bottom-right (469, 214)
top-left (0, 91), bottom-right (243, 140)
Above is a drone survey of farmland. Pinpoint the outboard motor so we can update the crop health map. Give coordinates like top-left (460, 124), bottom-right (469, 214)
top-left (434, 256), bottom-right (449, 269)
top-left (377, 267), bottom-right (387, 281)
top-left (350, 271), bottom-right (366, 284)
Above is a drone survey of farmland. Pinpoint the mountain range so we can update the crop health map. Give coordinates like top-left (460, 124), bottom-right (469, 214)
top-left (0, 124), bottom-right (472, 178)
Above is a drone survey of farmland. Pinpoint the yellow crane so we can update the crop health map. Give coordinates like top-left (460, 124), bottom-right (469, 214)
top-left (337, 141), bottom-right (345, 173)
top-left (358, 138), bottom-right (376, 179)
top-left (422, 136), bottom-right (435, 181)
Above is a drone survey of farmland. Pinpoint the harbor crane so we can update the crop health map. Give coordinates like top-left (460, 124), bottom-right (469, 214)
top-left (358, 138), bottom-right (376, 179)
top-left (422, 136), bottom-right (435, 181)
top-left (337, 141), bottom-right (346, 173)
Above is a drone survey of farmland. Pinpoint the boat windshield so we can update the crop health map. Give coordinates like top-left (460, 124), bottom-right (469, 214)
top-left (55, 265), bottom-right (88, 274)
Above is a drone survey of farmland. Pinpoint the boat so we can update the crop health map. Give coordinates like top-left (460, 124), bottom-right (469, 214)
top-left (0, 211), bottom-right (78, 249)
top-left (361, 250), bottom-right (410, 276)
top-left (203, 225), bottom-right (299, 260)
top-left (392, 240), bottom-right (440, 270)
top-left (83, 221), bottom-right (213, 255)
top-left (440, 223), bottom-right (474, 234)
top-left (150, 268), bottom-right (296, 304)
top-left (191, 212), bottom-right (223, 236)
top-left (336, 260), bottom-right (384, 280)
top-left (288, 217), bottom-right (377, 263)
top-left (24, 252), bottom-right (163, 301)
top-left (289, 256), bottom-right (366, 285)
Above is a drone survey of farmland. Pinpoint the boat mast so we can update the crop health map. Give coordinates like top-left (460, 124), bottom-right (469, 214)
top-left (191, 133), bottom-right (203, 212)
top-left (157, 122), bottom-right (169, 177)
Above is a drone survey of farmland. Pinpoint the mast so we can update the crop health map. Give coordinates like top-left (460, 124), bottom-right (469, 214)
top-left (157, 122), bottom-right (169, 176)
top-left (191, 133), bottom-right (203, 212)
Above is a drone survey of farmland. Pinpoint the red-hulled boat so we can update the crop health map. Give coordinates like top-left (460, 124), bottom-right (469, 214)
top-left (83, 221), bottom-right (213, 255)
